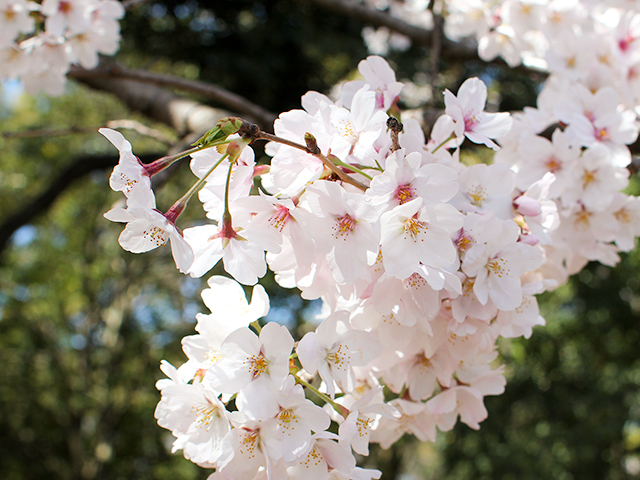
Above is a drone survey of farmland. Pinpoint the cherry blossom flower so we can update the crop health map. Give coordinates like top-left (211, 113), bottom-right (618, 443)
top-left (207, 322), bottom-right (294, 420)
top-left (338, 386), bottom-right (399, 455)
top-left (154, 382), bottom-right (230, 464)
top-left (330, 86), bottom-right (388, 165)
top-left (302, 181), bottom-right (379, 284)
top-left (104, 206), bottom-right (194, 273)
top-left (99, 127), bottom-right (155, 208)
top-left (380, 198), bottom-right (462, 279)
top-left (273, 375), bottom-right (332, 462)
top-left (297, 311), bottom-right (381, 397)
top-left (444, 77), bottom-right (513, 150)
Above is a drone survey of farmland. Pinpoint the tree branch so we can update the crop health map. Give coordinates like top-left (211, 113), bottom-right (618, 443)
top-left (0, 152), bottom-right (161, 256)
top-left (1, 119), bottom-right (173, 144)
top-left (295, 0), bottom-right (478, 60)
top-left (68, 64), bottom-right (277, 128)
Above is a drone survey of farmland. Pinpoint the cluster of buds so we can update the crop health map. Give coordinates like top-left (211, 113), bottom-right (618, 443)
top-left (0, 0), bottom-right (124, 95)
top-left (101, 55), bottom-right (640, 479)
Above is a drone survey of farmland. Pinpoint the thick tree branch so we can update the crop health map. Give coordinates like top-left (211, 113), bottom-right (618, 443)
top-left (295, 0), bottom-right (478, 60)
top-left (0, 152), bottom-right (160, 256)
top-left (295, 0), bottom-right (550, 75)
top-left (69, 72), bottom-right (232, 136)
top-left (68, 64), bottom-right (277, 128)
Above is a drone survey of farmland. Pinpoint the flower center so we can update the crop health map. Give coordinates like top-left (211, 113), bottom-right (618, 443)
top-left (333, 214), bottom-right (356, 240)
top-left (239, 430), bottom-right (259, 456)
top-left (191, 403), bottom-right (221, 431)
top-left (120, 173), bottom-right (138, 194)
top-left (487, 257), bottom-right (509, 278)
top-left (544, 157), bottom-right (561, 173)
top-left (463, 112), bottom-right (478, 132)
top-left (403, 218), bottom-right (427, 241)
top-left (326, 344), bottom-right (349, 373)
top-left (143, 226), bottom-right (168, 246)
top-left (615, 208), bottom-right (631, 224)
top-left (338, 120), bottom-right (359, 144)
top-left (356, 415), bottom-right (374, 434)
top-left (455, 229), bottom-right (474, 255)
top-left (582, 170), bottom-right (596, 188)
top-left (406, 272), bottom-right (427, 289)
top-left (269, 205), bottom-right (291, 232)
top-left (467, 185), bottom-right (487, 207)
top-left (245, 353), bottom-right (269, 378)
top-left (277, 409), bottom-right (297, 430)
top-left (395, 184), bottom-right (415, 205)
top-left (595, 127), bottom-right (610, 141)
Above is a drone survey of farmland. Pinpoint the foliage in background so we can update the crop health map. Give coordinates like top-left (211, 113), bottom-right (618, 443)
top-left (0, 1), bottom-right (639, 479)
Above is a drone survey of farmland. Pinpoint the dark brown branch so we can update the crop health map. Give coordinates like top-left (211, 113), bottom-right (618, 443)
top-left (295, 0), bottom-right (549, 75)
top-left (296, 0), bottom-right (477, 60)
top-left (0, 152), bottom-right (161, 256)
top-left (68, 64), bottom-right (277, 128)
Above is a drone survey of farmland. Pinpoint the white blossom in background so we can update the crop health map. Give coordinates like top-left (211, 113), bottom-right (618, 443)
top-left (0, 0), bottom-right (124, 94)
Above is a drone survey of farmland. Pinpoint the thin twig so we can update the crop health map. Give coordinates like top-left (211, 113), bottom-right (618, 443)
top-left (256, 131), bottom-right (368, 191)
top-left (387, 117), bottom-right (403, 153)
top-left (1, 119), bottom-right (173, 144)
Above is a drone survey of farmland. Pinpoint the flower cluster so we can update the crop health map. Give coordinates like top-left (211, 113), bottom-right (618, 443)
top-left (0, 0), bottom-right (124, 95)
top-left (102, 55), bottom-right (640, 479)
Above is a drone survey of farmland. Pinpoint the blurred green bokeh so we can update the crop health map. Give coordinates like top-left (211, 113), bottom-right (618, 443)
top-left (1, 1), bottom-right (639, 479)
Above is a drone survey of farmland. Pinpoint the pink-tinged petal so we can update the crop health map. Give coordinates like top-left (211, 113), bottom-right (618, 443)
top-left (473, 268), bottom-right (490, 305)
top-left (425, 388), bottom-right (457, 415)
top-left (104, 207), bottom-right (135, 223)
top-left (237, 377), bottom-right (280, 420)
top-left (317, 438), bottom-right (357, 473)
top-left (350, 87), bottom-right (376, 130)
top-left (465, 131), bottom-right (500, 150)
top-left (457, 388), bottom-right (487, 430)
top-left (248, 284), bottom-right (270, 319)
top-left (341, 329), bottom-right (382, 366)
top-left (261, 322), bottom-right (294, 366)
top-left (457, 77), bottom-right (487, 114)
top-left (297, 331), bottom-right (322, 375)
top-left (169, 233), bottom-right (194, 273)
top-left (473, 373), bottom-right (506, 396)
top-left (99, 127), bottom-right (131, 152)
top-left (514, 196), bottom-right (542, 217)
top-left (184, 225), bottom-right (224, 278)
top-left (473, 111), bottom-right (513, 139)
top-left (222, 237), bottom-right (267, 286)
top-left (488, 274), bottom-right (522, 311)
top-left (287, 443), bottom-right (328, 480)
top-left (118, 218), bottom-right (168, 253)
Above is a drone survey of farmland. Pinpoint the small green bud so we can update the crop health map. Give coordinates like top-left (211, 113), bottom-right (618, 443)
top-left (192, 116), bottom-right (245, 148)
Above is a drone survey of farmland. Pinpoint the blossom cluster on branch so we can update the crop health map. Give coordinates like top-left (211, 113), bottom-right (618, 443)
top-left (0, 0), bottom-right (123, 95)
top-left (100, 50), bottom-right (640, 479)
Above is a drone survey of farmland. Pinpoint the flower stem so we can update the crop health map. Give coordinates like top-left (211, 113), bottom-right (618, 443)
top-left (250, 320), bottom-right (262, 334)
top-left (431, 133), bottom-right (456, 154)
top-left (145, 141), bottom-right (229, 176)
top-left (294, 374), bottom-right (350, 418)
top-left (165, 153), bottom-right (228, 223)
top-left (331, 158), bottom-right (374, 180)
top-left (254, 131), bottom-right (368, 191)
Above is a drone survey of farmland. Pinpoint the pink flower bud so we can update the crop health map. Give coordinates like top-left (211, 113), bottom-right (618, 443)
top-left (514, 196), bottom-right (542, 217)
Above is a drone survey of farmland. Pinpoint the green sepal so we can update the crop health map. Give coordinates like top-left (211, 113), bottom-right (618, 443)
top-left (192, 117), bottom-right (244, 148)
